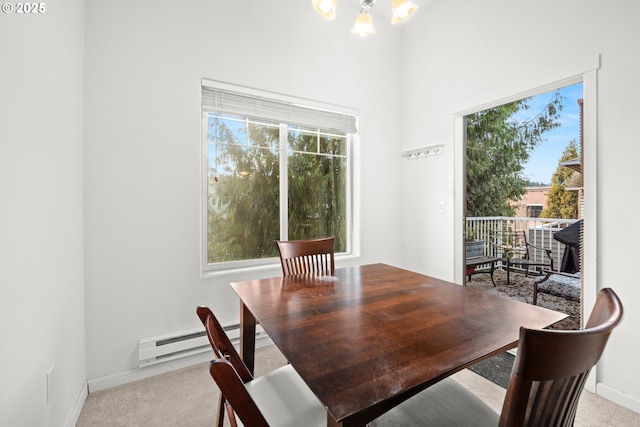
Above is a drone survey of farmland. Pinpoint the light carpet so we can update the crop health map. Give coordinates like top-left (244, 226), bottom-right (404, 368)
top-left (77, 344), bottom-right (640, 426)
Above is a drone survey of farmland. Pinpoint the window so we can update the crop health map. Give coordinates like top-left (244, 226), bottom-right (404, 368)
top-left (202, 81), bottom-right (357, 270)
top-left (526, 204), bottom-right (543, 218)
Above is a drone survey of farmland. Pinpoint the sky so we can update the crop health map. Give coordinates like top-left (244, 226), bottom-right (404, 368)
top-left (518, 82), bottom-right (583, 185)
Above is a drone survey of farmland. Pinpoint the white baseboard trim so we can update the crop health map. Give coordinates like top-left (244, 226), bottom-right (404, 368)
top-left (597, 382), bottom-right (640, 415)
top-left (88, 336), bottom-right (272, 393)
top-left (65, 382), bottom-right (88, 427)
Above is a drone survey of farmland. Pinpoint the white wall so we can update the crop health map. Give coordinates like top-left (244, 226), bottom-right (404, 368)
top-left (83, 0), bottom-right (404, 382)
top-left (0, 1), bottom-right (86, 426)
top-left (5, 0), bottom-right (638, 422)
top-left (402, 0), bottom-right (640, 412)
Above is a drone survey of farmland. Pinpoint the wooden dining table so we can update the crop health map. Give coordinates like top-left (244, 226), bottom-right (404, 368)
top-left (231, 263), bottom-right (567, 427)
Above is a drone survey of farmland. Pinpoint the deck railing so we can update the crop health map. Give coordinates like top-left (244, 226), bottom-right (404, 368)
top-left (466, 216), bottom-right (579, 272)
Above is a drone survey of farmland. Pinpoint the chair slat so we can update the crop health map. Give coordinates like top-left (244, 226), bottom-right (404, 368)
top-left (275, 237), bottom-right (335, 276)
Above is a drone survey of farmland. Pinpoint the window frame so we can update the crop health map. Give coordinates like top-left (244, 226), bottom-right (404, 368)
top-left (526, 204), bottom-right (543, 218)
top-left (201, 80), bottom-right (359, 273)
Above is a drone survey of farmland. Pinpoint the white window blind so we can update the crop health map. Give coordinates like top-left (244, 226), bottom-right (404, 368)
top-left (201, 85), bottom-right (358, 134)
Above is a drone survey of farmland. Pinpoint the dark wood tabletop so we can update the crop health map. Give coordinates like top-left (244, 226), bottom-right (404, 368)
top-left (230, 263), bottom-right (567, 427)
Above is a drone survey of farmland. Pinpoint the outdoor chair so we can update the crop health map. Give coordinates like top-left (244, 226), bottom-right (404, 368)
top-left (534, 271), bottom-right (581, 305)
top-left (275, 236), bottom-right (335, 276)
top-left (491, 230), bottom-right (554, 286)
top-left (196, 306), bottom-right (326, 427)
top-left (371, 287), bottom-right (623, 426)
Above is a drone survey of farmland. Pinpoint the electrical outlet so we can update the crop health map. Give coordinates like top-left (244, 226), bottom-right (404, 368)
top-left (46, 365), bottom-right (55, 404)
top-left (438, 202), bottom-right (445, 213)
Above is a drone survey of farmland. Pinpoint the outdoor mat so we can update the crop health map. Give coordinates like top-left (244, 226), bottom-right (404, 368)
top-left (468, 352), bottom-right (515, 388)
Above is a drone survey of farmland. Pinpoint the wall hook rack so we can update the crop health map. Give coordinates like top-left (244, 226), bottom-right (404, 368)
top-left (401, 144), bottom-right (443, 160)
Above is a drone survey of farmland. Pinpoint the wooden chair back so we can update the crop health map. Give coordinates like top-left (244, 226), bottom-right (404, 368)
top-left (209, 359), bottom-right (270, 427)
top-left (275, 236), bottom-right (335, 276)
top-left (197, 306), bottom-right (252, 382)
top-left (197, 306), bottom-right (255, 427)
top-left (499, 288), bottom-right (623, 426)
top-left (199, 306), bottom-right (326, 427)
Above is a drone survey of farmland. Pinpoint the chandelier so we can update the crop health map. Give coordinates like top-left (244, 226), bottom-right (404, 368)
top-left (312, 0), bottom-right (419, 36)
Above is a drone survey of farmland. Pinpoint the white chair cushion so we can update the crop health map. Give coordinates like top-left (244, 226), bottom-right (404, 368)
top-left (243, 364), bottom-right (326, 427)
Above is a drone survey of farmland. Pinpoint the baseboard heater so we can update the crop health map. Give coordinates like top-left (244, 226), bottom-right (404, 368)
top-left (138, 322), bottom-right (266, 367)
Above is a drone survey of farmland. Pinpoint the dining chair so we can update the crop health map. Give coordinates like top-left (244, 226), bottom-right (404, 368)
top-left (275, 236), bottom-right (335, 276)
top-left (371, 287), bottom-right (623, 427)
top-left (196, 306), bottom-right (326, 427)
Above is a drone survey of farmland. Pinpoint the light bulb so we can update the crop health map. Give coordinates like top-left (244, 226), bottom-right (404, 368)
top-left (351, 12), bottom-right (376, 36)
top-left (312, 0), bottom-right (338, 20)
top-left (391, 0), bottom-right (418, 24)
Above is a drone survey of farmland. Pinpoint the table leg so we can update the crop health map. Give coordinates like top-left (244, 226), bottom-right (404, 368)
top-left (327, 413), bottom-right (341, 426)
top-left (239, 301), bottom-right (256, 375)
top-left (490, 262), bottom-right (497, 287)
top-left (326, 413), bottom-right (367, 427)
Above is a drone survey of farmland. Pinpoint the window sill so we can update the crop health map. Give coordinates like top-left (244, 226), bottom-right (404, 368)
top-left (200, 253), bottom-right (360, 279)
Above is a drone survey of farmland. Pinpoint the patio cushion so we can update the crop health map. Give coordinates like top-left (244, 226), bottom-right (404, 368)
top-left (538, 272), bottom-right (581, 301)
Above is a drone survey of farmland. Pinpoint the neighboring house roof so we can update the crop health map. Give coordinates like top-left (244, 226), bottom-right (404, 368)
top-left (566, 171), bottom-right (583, 190)
top-left (560, 157), bottom-right (582, 173)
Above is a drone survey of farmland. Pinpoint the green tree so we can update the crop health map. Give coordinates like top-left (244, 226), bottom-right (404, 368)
top-left (207, 118), bottom-right (281, 263)
top-left (206, 116), bottom-right (347, 263)
top-left (287, 134), bottom-right (347, 250)
top-left (540, 140), bottom-right (579, 219)
top-left (466, 92), bottom-right (564, 217)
